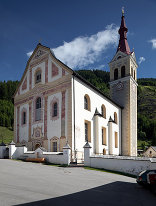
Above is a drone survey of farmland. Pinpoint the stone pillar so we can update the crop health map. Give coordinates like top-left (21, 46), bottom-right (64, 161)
top-left (9, 141), bottom-right (16, 159)
top-left (83, 141), bottom-right (91, 167)
top-left (0, 142), bottom-right (6, 159)
top-left (108, 117), bottom-right (113, 155)
top-left (63, 143), bottom-right (71, 165)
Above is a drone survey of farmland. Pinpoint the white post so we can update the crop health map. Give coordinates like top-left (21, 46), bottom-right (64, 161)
top-left (63, 143), bottom-right (71, 165)
top-left (9, 141), bottom-right (16, 159)
top-left (83, 141), bottom-right (91, 167)
top-left (0, 142), bottom-right (6, 159)
top-left (108, 117), bottom-right (113, 155)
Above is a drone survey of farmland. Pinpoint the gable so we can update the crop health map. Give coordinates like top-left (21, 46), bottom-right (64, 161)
top-left (14, 44), bottom-right (73, 98)
top-left (110, 51), bottom-right (128, 63)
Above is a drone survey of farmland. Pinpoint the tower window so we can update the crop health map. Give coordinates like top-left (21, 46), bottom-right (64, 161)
top-left (121, 66), bottom-right (125, 78)
top-left (35, 97), bottom-right (41, 121)
top-left (131, 67), bottom-right (133, 78)
top-left (114, 69), bottom-right (118, 80)
top-left (117, 56), bottom-right (121, 59)
top-left (134, 70), bottom-right (136, 80)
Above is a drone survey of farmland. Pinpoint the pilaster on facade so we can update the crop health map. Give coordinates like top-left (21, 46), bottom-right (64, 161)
top-left (44, 96), bottom-right (48, 140)
top-left (28, 101), bottom-right (32, 141)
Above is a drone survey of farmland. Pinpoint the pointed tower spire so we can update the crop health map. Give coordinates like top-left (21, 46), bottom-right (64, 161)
top-left (117, 8), bottom-right (131, 54)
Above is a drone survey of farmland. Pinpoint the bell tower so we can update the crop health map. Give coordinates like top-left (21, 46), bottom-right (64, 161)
top-left (109, 9), bottom-right (138, 156)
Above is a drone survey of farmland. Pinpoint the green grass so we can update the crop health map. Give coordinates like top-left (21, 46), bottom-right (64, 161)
top-left (0, 126), bottom-right (13, 144)
top-left (84, 166), bottom-right (136, 178)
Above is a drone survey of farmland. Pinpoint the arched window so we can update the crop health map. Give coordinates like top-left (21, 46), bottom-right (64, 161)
top-left (114, 112), bottom-right (117, 124)
top-left (131, 67), bottom-right (133, 78)
top-left (101, 104), bottom-right (106, 118)
top-left (53, 102), bottom-right (58, 117)
top-left (84, 94), bottom-right (90, 111)
top-left (36, 97), bottom-right (41, 121)
top-left (35, 70), bottom-right (41, 83)
top-left (23, 111), bottom-right (26, 125)
top-left (115, 132), bottom-right (118, 148)
top-left (114, 69), bottom-right (118, 80)
top-left (121, 66), bottom-right (125, 78)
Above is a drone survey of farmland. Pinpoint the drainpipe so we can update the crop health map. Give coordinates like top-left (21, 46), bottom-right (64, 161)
top-left (73, 75), bottom-right (76, 162)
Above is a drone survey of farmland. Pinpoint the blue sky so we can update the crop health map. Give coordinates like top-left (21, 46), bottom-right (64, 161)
top-left (0, 0), bottom-right (156, 81)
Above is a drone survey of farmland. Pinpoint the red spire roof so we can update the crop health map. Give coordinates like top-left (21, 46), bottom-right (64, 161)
top-left (117, 10), bottom-right (131, 54)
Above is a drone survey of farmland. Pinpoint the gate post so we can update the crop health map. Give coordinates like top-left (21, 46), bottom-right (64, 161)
top-left (0, 142), bottom-right (6, 158)
top-left (83, 141), bottom-right (92, 167)
top-left (63, 142), bottom-right (71, 165)
top-left (9, 141), bottom-right (16, 159)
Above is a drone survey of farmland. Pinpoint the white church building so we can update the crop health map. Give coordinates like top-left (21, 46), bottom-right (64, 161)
top-left (14, 11), bottom-right (138, 162)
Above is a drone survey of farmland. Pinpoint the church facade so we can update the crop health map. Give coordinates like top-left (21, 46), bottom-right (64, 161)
top-left (14, 11), bottom-right (138, 161)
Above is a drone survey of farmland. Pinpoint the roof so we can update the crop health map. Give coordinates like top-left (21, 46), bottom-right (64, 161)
top-left (151, 146), bottom-right (156, 152)
top-left (73, 71), bottom-right (123, 109)
top-left (14, 43), bottom-right (123, 109)
top-left (117, 12), bottom-right (131, 55)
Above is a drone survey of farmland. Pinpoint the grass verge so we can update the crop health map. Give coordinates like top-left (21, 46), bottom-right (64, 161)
top-left (84, 166), bottom-right (137, 178)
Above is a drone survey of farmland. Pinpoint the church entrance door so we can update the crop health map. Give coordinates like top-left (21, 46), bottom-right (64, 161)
top-left (35, 143), bottom-right (40, 150)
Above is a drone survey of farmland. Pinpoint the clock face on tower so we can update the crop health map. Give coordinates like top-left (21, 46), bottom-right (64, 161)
top-left (116, 81), bottom-right (124, 91)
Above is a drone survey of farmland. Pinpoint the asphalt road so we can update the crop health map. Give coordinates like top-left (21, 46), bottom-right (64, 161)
top-left (0, 159), bottom-right (155, 206)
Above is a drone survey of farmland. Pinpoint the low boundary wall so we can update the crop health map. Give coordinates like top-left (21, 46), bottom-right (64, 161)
top-left (84, 142), bottom-right (156, 176)
top-left (0, 141), bottom-right (71, 165)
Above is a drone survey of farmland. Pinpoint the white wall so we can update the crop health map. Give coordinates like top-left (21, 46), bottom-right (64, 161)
top-left (9, 145), bottom-right (71, 165)
top-left (72, 77), bottom-right (121, 156)
top-left (84, 146), bottom-right (156, 176)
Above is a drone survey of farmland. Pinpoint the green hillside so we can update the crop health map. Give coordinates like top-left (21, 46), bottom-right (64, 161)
top-left (0, 126), bottom-right (14, 144)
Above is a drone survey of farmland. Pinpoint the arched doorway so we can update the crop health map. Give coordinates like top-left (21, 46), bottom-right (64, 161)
top-left (35, 143), bottom-right (41, 150)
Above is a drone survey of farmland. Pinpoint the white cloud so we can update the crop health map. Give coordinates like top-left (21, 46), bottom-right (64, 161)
top-left (53, 24), bottom-right (119, 69)
top-left (149, 39), bottom-right (156, 49)
top-left (27, 51), bottom-right (33, 57)
top-left (26, 24), bottom-right (119, 68)
top-left (138, 57), bottom-right (145, 64)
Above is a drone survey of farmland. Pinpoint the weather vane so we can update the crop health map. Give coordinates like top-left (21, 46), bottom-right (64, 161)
top-left (122, 7), bottom-right (124, 15)
top-left (38, 38), bottom-right (42, 44)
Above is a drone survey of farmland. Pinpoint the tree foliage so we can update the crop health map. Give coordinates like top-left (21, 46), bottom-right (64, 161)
top-left (0, 81), bottom-right (19, 129)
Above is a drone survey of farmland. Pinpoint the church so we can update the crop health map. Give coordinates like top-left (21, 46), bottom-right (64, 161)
top-left (14, 11), bottom-right (138, 162)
